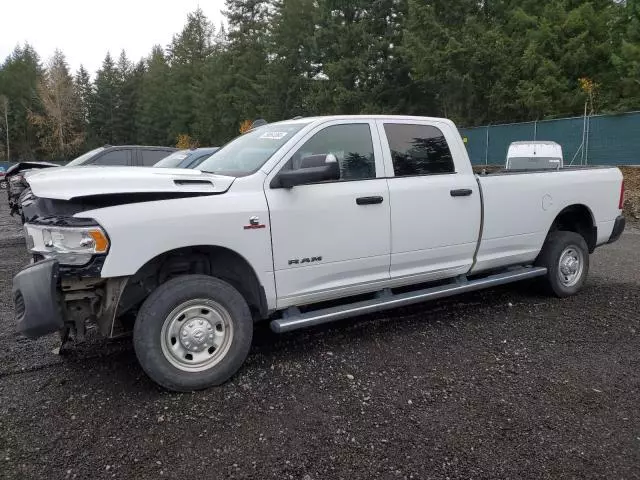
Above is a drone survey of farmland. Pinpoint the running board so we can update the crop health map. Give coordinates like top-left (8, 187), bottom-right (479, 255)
top-left (270, 266), bottom-right (547, 333)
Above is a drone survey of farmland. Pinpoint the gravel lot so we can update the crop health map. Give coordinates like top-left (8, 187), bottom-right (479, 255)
top-left (0, 195), bottom-right (639, 480)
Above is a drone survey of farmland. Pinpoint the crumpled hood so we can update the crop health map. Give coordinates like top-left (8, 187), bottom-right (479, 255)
top-left (25, 166), bottom-right (236, 200)
top-left (6, 161), bottom-right (59, 178)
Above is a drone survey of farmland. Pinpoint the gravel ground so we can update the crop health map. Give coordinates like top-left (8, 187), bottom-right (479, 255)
top-left (0, 191), bottom-right (23, 247)
top-left (0, 195), bottom-right (639, 480)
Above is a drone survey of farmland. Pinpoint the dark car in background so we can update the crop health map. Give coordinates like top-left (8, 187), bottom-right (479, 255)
top-left (152, 147), bottom-right (219, 169)
top-left (66, 145), bottom-right (178, 167)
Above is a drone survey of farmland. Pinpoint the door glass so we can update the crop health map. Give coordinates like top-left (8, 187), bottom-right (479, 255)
top-left (92, 150), bottom-right (131, 166)
top-left (291, 124), bottom-right (376, 181)
top-left (141, 149), bottom-right (173, 166)
top-left (384, 124), bottom-right (455, 176)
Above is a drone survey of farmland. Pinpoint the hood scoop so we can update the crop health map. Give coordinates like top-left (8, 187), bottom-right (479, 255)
top-left (174, 179), bottom-right (215, 187)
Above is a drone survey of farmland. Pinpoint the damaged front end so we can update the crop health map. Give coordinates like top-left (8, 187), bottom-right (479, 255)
top-left (14, 166), bottom-right (232, 345)
top-left (13, 260), bottom-right (128, 342)
top-left (14, 194), bottom-right (130, 344)
top-left (4, 161), bottom-right (59, 218)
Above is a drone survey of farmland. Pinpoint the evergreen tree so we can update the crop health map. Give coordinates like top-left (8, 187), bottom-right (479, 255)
top-left (113, 50), bottom-right (143, 143)
top-left (137, 45), bottom-right (173, 145)
top-left (612, 0), bottom-right (640, 110)
top-left (74, 65), bottom-right (92, 130)
top-left (90, 53), bottom-right (119, 144)
top-left (0, 43), bottom-right (44, 159)
top-left (167, 8), bottom-right (215, 142)
top-left (262, 0), bottom-right (318, 120)
top-left (2, 1), bottom-right (640, 156)
top-left (220, 0), bottom-right (271, 128)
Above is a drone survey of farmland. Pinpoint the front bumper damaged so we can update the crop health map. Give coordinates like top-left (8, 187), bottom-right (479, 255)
top-left (13, 258), bottom-right (64, 338)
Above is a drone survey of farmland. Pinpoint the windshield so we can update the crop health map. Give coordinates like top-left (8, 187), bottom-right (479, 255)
top-left (197, 123), bottom-right (309, 176)
top-left (153, 150), bottom-right (191, 168)
top-left (66, 147), bottom-right (106, 166)
top-left (187, 149), bottom-right (219, 169)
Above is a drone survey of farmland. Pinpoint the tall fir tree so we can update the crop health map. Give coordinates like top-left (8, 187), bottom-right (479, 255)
top-left (261, 0), bottom-right (317, 121)
top-left (0, 43), bottom-right (44, 159)
top-left (113, 50), bottom-right (143, 144)
top-left (137, 45), bottom-right (173, 145)
top-left (90, 53), bottom-right (119, 144)
top-left (167, 8), bottom-right (215, 143)
top-left (74, 65), bottom-right (93, 139)
top-left (219, 0), bottom-right (271, 130)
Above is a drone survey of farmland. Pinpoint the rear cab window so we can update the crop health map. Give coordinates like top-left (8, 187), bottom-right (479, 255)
top-left (383, 123), bottom-right (455, 176)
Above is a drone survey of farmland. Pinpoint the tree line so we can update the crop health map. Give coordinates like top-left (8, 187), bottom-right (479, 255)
top-left (0, 0), bottom-right (639, 162)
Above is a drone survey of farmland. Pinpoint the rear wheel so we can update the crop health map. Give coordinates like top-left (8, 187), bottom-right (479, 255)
top-left (133, 275), bottom-right (253, 391)
top-left (536, 231), bottom-right (589, 298)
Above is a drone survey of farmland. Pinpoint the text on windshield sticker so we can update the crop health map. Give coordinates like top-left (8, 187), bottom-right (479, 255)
top-left (260, 132), bottom-right (288, 140)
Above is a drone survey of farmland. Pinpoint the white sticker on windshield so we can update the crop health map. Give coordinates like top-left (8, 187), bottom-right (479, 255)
top-left (260, 131), bottom-right (288, 140)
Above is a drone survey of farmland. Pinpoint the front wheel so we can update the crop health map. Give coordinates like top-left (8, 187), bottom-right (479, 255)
top-left (536, 231), bottom-right (589, 298)
top-left (133, 275), bottom-right (253, 391)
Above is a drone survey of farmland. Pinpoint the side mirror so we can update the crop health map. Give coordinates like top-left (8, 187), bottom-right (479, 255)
top-left (272, 154), bottom-right (340, 188)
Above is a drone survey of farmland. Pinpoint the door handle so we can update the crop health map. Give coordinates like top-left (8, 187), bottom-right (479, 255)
top-left (450, 189), bottom-right (473, 197)
top-left (356, 196), bottom-right (384, 205)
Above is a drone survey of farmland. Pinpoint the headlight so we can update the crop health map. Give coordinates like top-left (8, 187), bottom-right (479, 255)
top-left (9, 175), bottom-right (23, 184)
top-left (24, 223), bottom-right (110, 266)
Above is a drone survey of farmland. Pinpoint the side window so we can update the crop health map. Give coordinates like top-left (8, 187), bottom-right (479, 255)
top-left (92, 150), bottom-right (131, 166)
top-left (384, 124), bottom-right (455, 176)
top-left (141, 149), bottom-right (172, 166)
top-left (291, 124), bottom-right (376, 181)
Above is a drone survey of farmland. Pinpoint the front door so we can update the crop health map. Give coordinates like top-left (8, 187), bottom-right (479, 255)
top-left (265, 120), bottom-right (391, 308)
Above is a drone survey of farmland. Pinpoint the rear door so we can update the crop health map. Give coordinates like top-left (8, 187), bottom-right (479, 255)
top-left (376, 120), bottom-right (481, 284)
top-left (265, 120), bottom-right (391, 308)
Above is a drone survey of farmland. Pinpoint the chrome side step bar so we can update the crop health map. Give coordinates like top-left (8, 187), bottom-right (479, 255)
top-left (270, 266), bottom-right (547, 333)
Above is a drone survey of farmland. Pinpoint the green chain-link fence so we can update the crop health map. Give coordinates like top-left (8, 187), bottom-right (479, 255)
top-left (460, 111), bottom-right (640, 166)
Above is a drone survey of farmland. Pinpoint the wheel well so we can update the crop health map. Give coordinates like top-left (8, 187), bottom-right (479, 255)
top-left (548, 205), bottom-right (596, 252)
top-left (117, 246), bottom-right (268, 321)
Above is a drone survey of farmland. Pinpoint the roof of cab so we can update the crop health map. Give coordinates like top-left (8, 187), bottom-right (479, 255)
top-left (270, 114), bottom-right (456, 127)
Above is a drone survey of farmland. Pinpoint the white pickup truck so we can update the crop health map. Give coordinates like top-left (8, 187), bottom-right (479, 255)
top-left (13, 115), bottom-right (626, 391)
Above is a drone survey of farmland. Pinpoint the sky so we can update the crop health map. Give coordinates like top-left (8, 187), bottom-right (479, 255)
top-left (0, 0), bottom-right (226, 75)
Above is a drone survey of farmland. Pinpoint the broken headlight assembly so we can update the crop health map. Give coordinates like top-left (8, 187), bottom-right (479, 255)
top-left (24, 223), bottom-right (110, 266)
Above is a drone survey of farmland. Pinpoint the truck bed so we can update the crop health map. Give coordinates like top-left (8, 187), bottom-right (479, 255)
top-left (472, 166), bottom-right (623, 273)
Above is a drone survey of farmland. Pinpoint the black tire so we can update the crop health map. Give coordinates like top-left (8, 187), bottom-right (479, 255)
top-left (133, 275), bottom-right (253, 392)
top-left (535, 231), bottom-right (589, 298)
